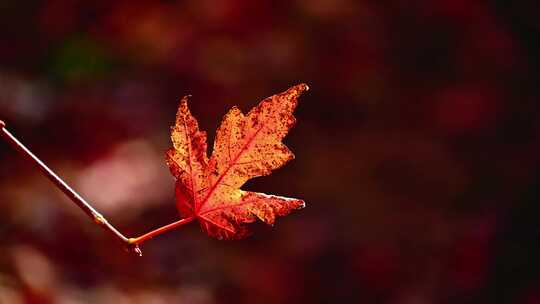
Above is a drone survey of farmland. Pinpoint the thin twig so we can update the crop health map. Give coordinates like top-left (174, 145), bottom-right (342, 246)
top-left (0, 120), bottom-right (143, 256)
top-left (128, 217), bottom-right (195, 245)
top-left (0, 120), bottom-right (196, 255)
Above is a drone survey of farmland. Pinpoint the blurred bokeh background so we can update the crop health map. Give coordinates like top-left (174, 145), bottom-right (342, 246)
top-left (0, 1), bottom-right (539, 303)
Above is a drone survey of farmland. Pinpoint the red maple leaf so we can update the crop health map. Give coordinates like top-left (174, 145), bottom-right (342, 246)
top-left (165, 84), bottom-right (308, 239)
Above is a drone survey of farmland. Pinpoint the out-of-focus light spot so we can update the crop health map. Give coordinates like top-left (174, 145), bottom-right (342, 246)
top-left (133, 290), bottom-right (178, 304)
top-left (76, 140), bottom-right (172, 215)
top-left (90, 285), bottom-right (131, 304)
top-left (0, 285), bottom-right (23, 304)
top-left (177, 284), bottom-right (215, 304)
top-left (12, 246), bottom-right (57, 293)
top-left (56, 285), bottom-right (215, 304)
top-left (55, 286), bottom-right (87, 304)
top-left (0, 73), bottom-right (52, 122)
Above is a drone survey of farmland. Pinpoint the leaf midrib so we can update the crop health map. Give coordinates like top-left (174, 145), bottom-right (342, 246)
top-left (196, 102), bottom-right (277, 214)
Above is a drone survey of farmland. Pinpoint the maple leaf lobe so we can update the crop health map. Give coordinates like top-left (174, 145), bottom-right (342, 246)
top-left (166, 96), bottom-right (209, 218)
top-left (167, 84), bottom-right (308, 240)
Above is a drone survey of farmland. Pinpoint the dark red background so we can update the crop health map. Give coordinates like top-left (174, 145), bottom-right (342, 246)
top-left (1, 1), bottom-right (540, 303)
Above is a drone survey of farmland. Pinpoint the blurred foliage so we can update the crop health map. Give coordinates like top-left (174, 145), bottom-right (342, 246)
top-left (0, 0), bottom-right (539, 303)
